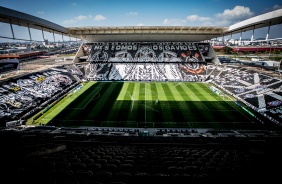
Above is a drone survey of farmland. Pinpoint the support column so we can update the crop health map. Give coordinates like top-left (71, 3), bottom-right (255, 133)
top-left (266, 22), bottom-right (271, 42)
top-left (27, 23), bottom-right (32, 41)
top-left (42, 27), bottom-right (45, 41)
top-left (9, 19), bottom-right (15, 39)
top-left (239, 31), bottom-right (242, 46)
top-left (251, 26), bottom-right (255, 42)
top-left (53, 31), bottom-right (55, 43)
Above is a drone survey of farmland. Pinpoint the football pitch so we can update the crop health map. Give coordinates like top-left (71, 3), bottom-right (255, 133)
top-left (30, 81), bottom-right (261, 129)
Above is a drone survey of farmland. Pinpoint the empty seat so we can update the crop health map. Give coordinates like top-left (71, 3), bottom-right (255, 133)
top-left (74, 170), bottom-right (94, 182)
top-left (113, 172), bottom-right (132, 183)
top-left (102, 163), bottom-right (118, 172)
top-left (118, 164), bottom-right (133, 173)
top-left (94, 171), bottom-right (112, 183)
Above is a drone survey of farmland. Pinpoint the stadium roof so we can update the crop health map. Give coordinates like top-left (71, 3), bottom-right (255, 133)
top-left (68, 9), bottom-right (282, 42)
top-left (0, 6), bottom-right (68, 36)
top-left (226, 8), bottom-right (282, 35)
top-left (67, 26), bottom-right (228, 42)
top-left (0, 6), bottom-right (281, 42)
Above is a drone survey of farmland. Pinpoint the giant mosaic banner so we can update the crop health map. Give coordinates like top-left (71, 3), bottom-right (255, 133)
top-left (89, 42), bottom-right (209, 63)
top-left (0, 67), bottom-right (74, 123)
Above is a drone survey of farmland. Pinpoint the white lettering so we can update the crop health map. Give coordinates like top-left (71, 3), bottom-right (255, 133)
top-left (153, 45), bottom-right (158, 50)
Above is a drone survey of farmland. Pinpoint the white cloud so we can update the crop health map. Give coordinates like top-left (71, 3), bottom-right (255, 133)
top-left (161, 6), bottom-right (255, 26)
top-left (203, 6), bottom-right (255, 26)
top-left (273, 4), bottom-right (282, 10)
top-left (63, 14), bottom-right (106, 25)
top-left (216, 6), bottom-right (254, 21)
top-left (76, 15), bottom-right (89, 21)
top-left (214, 20), bottom-right (230, 26)
top-left (201, 22), bottom-right (214, 26)
top-left (163, 18), bottom-right (186, 26)
top-left (63, 19), bottom-right (76, 25)
top-left (37, 11), bottom-right (44, 14)
top-left (163, 16), bottom-right (212, 26)
top-left (127, 12), bottom-right (138, 16)
top-left (263, 4), bottom-right (282, 13)
top-left (136, 23), bottom-right (144, 26)
top-left (95, 15), bottom-right (106, 21)
top-left (63, 15), bottom-right (92, 25)
top-left (186, 15), bottom-right (211, 22)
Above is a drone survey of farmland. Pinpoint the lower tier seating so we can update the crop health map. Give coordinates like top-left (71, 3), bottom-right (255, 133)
top-left (1, 129), bottom-right (282, 184)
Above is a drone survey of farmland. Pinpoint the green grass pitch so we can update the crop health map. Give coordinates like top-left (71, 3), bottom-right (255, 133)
top-left (29, 81), bottom-right (261, 129)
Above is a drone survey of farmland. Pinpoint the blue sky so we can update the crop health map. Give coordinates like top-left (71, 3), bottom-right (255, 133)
top-left (0, 0), bottom-right (282, 41)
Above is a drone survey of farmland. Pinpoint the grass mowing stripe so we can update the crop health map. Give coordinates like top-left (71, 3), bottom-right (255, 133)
top-left (179, 83), bottom-right (214, 123)
top-left (198, 83), bottom-right (253, 123)
top-left (154, 82), bottom-right (175, 122)
top-left (166, 82), bottom-right (195, 122)
top-left (106, 82), bottom-right (129, 121)
top-left (50, 82), bottom-right (108, 126)
top-left (195, 84), bottom-right (251, 122)
top-left (126, 82), bottom-right (139, 122)
top-left (197, 83), bottom-right (221, 101)
top-left (76, 82), bottom-right (108, 120)
top-left (88, 82), bottom-right (124, 122)
top-left (189, 83), bottom-right (234, 123)
top-left (132, 82), bottom-right (144, 123)
top-left (196, 83), bottom-right (234, 110)
top-left (117, 82), bottom-right (129, 100)
top-left (173, 83), bottom-right (198, 123)
top-left (32, 82), bottom-right (96, 125)
top-left (144, 83), bottom-right (154, 124)
top-left (53, 82), bottom-right (109, 125)
top-left (161, 83), bottom-right (187, 122)
top-left (207, 85), bottom-right (255, 123)
top-left (135, 83), bottom-right (146, 123)
top-left (195, 83), bottom-right (241, 123)
top-left (67, 82), bottom-right (100, 109)
top-left (149, 82), bottom-right (164, 123)
top-left (32, 82), bottom-right (259, 129)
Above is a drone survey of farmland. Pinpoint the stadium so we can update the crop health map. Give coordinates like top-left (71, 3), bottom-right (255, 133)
top-left (1, 5), bottom-right (282, 184)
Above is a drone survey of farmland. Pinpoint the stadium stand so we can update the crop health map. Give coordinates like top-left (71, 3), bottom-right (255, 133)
top-left (1, 126), bottom-right (282, 184)
top-left (0, 66), bottom-right (80, 126)
top-left (0, 41), bottom-right (282, 184)
top-left (79, 42), bottom-right (208, 82)
top-left (2, 6), bottom-right (282, 184)
top-left (210, 64), bottom-right (282, 126)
